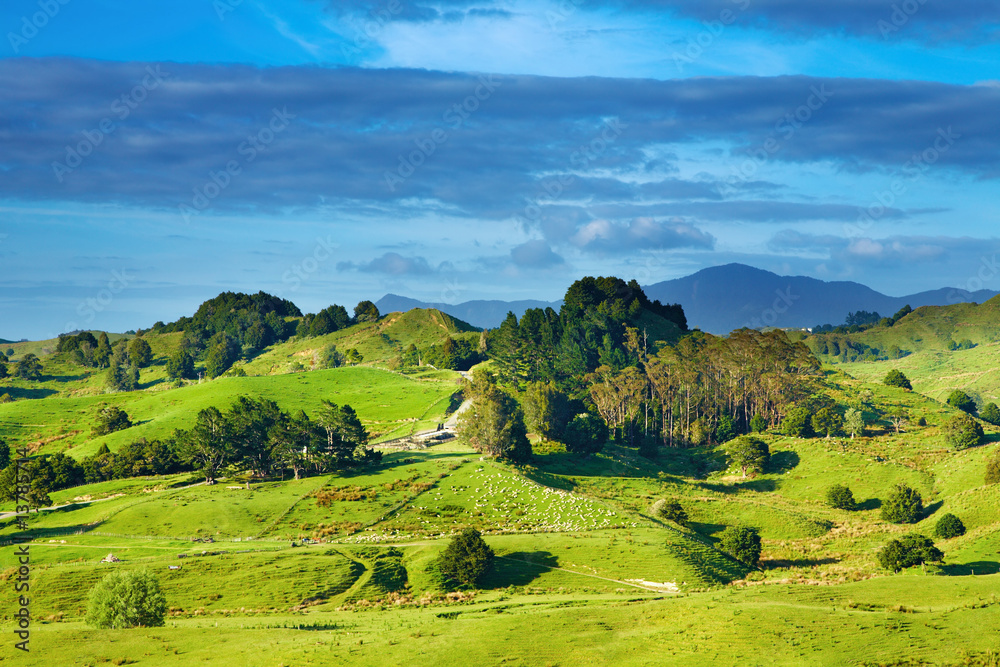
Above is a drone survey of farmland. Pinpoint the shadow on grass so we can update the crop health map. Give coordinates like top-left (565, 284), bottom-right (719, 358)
top-left (857, 498), bottom-right (882, 511)
top-left (688, 521), bottom-right (727, 537)
top-left (763, 557), bottom-right (839, 570)
top-left (481, 551), bottom-right (558, 588)
top-left (940, 561), bottom-right (1000, 576)
top-left (697, 478), bottom-right (777, 494)
top-left (923, 500), bottom-right (944, 518)
top-left (770, 450), bottom-right (800, 473)
top-left (1, 386), bottom-right (59, 400)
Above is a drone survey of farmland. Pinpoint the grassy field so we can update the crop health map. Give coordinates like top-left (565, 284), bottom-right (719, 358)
top-left (6, 313), bottom-right (1000, 664)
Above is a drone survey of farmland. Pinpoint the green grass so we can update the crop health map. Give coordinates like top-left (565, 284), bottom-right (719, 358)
top-left (0, 366), bottom-right (459, 458)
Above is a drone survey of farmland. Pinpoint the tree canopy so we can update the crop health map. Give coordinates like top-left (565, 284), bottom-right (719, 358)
top-left (881, 484), bottom-right (923, 524)
top-left (86, 570), bottom-right (167, 629)
top-left (719, 526), bottom-right (762, 567)
top-left (878, 534), bottom-right (943, 572)
top-left (883, 369), bottom-right (912, 390)
top-left (437, 528), bottom-right (495, 588)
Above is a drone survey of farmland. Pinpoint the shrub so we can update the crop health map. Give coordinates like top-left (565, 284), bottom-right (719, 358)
top-left (944, 414), bottom-right (984, 451)
top-left (718, 526), bottom-right (762, 568)
top-left (946, 390), bottom-right (977, 415)
top-left (436, 528), bottom-right (494, 588)
top-left (652, 499), bottom-right (688, 526)
top-left (85, 570), bottom-right (167, 629)
top-left (980, 402), bottom-right (1000, 426)
top-left (934, 513), bottom-right (966, 539)
top-left (877, 534), bottom-right (943, 572)
top-left (883, 369), bottom-right (912, 390)
top-left (92, 406), bottom-right (132, 437)
top-left (825, 484), bottom-right (857, 510)
top-left (881, 483), bottom-right (923, 524)
top-left (749, 414), bottom-right (768, 433)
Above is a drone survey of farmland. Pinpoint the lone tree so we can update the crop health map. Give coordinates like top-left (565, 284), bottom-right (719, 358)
top-left (86, 570), bottom-right (166, 629)
top-left (718, 526), bottom-right (762, 568)
top-left (887, 408), bottom-right (909, 435)
top-left (881, 483), bottom-right (923, 524)
top-left (727, 436), bottom-right (770, 478)
top-left (877, 534), bottom-right (943, 572)
top-left (14, 353), bottom-right (42, 380)
top-left (563, 413), bottom-right (608, 456)
top-left (92, 406), bottom-right (133, 437)
top-left (946, 390), bottom-right (977, 415)
top-left (826, 484), bottom-right (857, 511)
top-left (883, 369), bottom-right (912, 390)
top-left (934, 513), bottom-right (966, 539)
top-left (811, 407), bottom-right (843, 439)
top-left (437, 528), bottom-right (495, 588)
top-left (457, 371), bottom-right (531, 463)
top-left (980, 402), bottom-right (1000, 426)
top-left (944, 414), bottom-right (984, 451)
top-left (651, 499), bottom-right (688, 526)
top-left (843, 408), bottom-right (865, 439)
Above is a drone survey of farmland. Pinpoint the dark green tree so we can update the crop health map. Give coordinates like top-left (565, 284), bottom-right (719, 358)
top-left (92, 406), bottom-right (133, 436)
top-left (436, 528), bottom-right (494, 588)
top-left (14, 353), bottom-right (42, 380)
top-left (878, 534), bottom-right (943, 572)
top-left (652, 499), bottom-right (688, 526)
top-left (85, 570), bottom-right (167, 629)
top-left (718, 525), bottom-right (762, 567)
top-left (944, 414), bottom-right (984, 451)
top-left (106, 342), bottom-right (139, 392)
top-left (173, 406), bottom-right (231, 484)
top-left (715, 414), bottom-right (737, 443)
top-left (563, 413), bottom-right (608, 456)
top-left (522, 382), bottom-right (572, 441)
top-left (353, 300), bottom-right (380, 323)
top-left (947, 390), bottom-right (977, 415)
top-left (934, 513), bottom-right (966, 539)
top-left (0, 439), bottom-right (9, 470)
top-left (749, 414), bottom-right (768, 433)
top-left (883, 369), bottom-right (912, 390)
top-left (881, 483), bottom-right (923, 524)
top-left (728, 436), bottom-right (770, 477)
top-left (128, 337), bottom-right (154, 368)
top-left (811, 407), bottom-right (843, 439)
top-left (166, 349), bottom-right (196, 380)
top-left (458, 371), bottom-right (531, 463)
top-left (204, 332), bottom-right (240, 378)
top-left (980, 402), bottom-right (1000, 426)
top-left (780, 407), bottom-right (814, 438)
top-left (826, 484), bottom-right (857, 510)
top-left (94, 332), bottom-right (113, 368)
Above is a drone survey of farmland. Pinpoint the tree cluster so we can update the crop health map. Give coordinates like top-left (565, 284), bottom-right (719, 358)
top-left (878, 534), bottom-right (943, 572)
top-left (172, 396), bottom-right (380, 483)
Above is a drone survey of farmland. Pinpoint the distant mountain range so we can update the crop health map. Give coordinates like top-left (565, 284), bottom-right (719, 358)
top-left (642, 264), bottom-right (998, 335)
top-left (378, 263), bottom-right (998, 334)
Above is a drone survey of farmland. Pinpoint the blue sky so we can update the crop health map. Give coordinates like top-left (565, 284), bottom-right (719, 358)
top-left (0, 0), bottom-right (998, 339)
